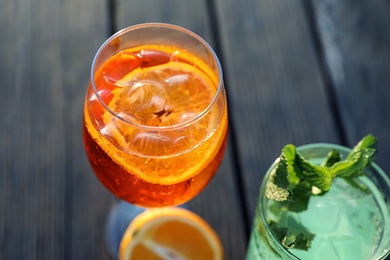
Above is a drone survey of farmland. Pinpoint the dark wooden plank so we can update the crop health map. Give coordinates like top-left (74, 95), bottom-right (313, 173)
top-left (214, 0), bottom-right (341, 222)
top-left (116, 1), bottom-right (247, 259)
top-left (59, 0), bottom-right (116, 259)
top-left (0, 0), bottom-right (113, 259)
top-left (311, 0), bottom-right (390, 175)
top-left (0, 0), bottom-right (68, 258)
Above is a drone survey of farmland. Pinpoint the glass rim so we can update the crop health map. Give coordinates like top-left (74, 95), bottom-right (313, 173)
top-left (90, 22), bottom-right (224, 132)
top-left (259, 142), bottom-right (390, 259)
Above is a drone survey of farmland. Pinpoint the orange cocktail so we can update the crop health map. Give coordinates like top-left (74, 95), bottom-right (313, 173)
top-left (83, 24), bottom-right (227, 207)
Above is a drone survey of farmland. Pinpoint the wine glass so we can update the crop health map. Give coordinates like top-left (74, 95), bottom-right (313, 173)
top-left (83, 23), bottom-right (228, 208)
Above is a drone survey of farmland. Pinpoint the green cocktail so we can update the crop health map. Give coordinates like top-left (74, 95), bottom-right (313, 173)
top-left (247, 139), bottom-right (390, 259)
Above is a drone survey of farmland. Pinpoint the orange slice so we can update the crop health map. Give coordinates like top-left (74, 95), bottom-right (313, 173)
top-left (85, 44), bottom-right (227, 185)
top-left (119, 207), bottom-right (223, 260)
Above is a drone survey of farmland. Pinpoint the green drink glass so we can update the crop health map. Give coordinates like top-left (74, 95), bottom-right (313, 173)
top-left (246, 143), bottom-right (390, 259)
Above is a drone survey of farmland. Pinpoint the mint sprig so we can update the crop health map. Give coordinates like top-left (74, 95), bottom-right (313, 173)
top-left (265, 134), bottom-right (378, 251)
top-left (329, 135), bottom-right (377, 178)
top-left (266, 134), bottom-right (378, 203)
top-left (269, 221), bottom-right (315, 251)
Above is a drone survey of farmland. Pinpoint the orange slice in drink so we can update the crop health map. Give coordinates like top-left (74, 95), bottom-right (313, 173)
top-left (90, 45), bottom-right (228, 185)
top-left (119, 207), bottom-right (223, 260)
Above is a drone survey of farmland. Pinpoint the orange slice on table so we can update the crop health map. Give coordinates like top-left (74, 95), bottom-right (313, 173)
top-left (119, 207), bottom-right (223, 260)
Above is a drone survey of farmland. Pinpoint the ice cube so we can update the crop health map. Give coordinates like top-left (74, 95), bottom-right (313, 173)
top-left (121, 80), bottom-right (169, 116)
top-left (332, 236), bottom-right (368, 260)
top-left (299, 198), bottom-right (341, 233)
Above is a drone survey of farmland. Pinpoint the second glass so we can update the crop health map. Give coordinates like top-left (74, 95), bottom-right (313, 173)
top-left (83, 23), bottom-right (228, 207)
top-left (247, 143), bottom-right (390, 259)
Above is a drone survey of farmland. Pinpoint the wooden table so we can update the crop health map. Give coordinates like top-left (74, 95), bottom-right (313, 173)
top-left (1, 0), bottom-right (390, 259)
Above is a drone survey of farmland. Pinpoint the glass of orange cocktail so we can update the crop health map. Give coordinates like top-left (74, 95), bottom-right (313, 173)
top-left (83, 23), bottom-right (228, 208)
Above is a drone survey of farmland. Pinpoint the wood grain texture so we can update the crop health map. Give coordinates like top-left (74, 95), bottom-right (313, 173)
top-left (1, 0), bottom-right (67, 258)
top-left (214, 0), bottom-right (340, 221)
top-left (59, 0), bottom-right (115, 259)
top-left (0, 0), bottom-right (113, 259)
top-left (1, 0), bottom-right (390, 259)
top-left (311, 0), bottom-right (390, 174)
top-left (115, 1), bottom-right (248, 259)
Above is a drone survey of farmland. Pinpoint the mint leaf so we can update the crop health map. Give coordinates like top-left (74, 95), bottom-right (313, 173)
top-left (342, 177), bottom-right (370, 194)
top-left (322, 150), bottom-right (341, 167)
top-left (330, 135), bottom-right (378, 178)
top-left (293, 233), bottom-right (313, 251)
top-left (281, 181), bottom-right (312, 212)
top-left (294, 152), bottom-right (332, 192)
top-left (269, 221), bottom-right (288, 241)
top-left (347, 134), bottom-right (378, 161)
top-left (282, 145), bottom-right (300, 186)
top-left (265, 156), bottom-right (294, 202)
top-left (265, 143), bottom-right (335, 202)
top-left (269, 220), bottom-right (315, 251)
